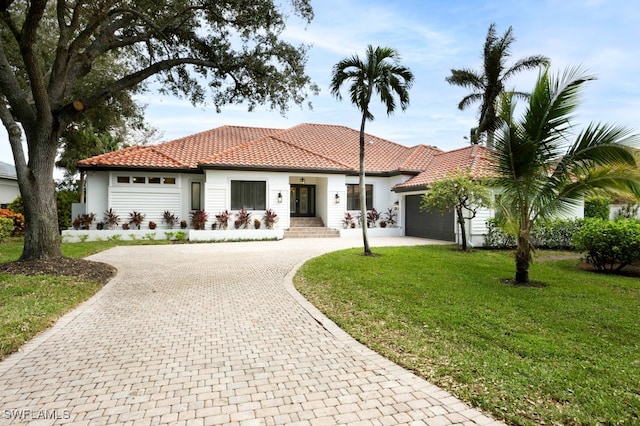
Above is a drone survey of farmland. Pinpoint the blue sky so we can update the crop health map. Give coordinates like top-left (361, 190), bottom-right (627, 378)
top-left (1, 0), bottom-right (639, 166)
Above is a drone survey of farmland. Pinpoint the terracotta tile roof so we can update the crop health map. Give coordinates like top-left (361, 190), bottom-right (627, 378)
top-left (78, 123), bottom-right (494, 190)
top-left (78, 125), bottom-right (282, 169)
top-left (200, 136), bottom-right (356, 171)
top-left (394, 145), bottom-right (495, 190)
top-left (274, 123), bottom-right (439, 173)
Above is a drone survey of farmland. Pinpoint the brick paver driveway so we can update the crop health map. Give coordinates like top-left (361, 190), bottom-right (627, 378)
top-left (0, 237), bottom-right (503, 425)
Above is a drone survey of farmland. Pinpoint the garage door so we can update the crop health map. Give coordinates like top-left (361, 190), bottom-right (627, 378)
top-left (405, 195), bottom-right (455, 241)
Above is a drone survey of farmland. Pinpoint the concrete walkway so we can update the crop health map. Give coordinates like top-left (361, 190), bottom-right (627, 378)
top-left (0, 237), bottom-right (504, 425)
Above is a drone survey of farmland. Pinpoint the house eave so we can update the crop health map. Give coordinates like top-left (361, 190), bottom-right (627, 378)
top-left (78, 165), bottom-right (203, 174)
top-left (394, 184), bottom-right (428, 193)
top-left (199, 164), bottom-right (354, 175)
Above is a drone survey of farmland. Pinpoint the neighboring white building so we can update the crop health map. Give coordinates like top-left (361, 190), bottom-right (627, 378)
top-left (0, 161), bottom-right (19, 208)
top-left (77, 123), bottom-right (498, 243)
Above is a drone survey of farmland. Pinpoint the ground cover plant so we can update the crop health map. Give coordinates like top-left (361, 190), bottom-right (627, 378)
top-left (294, 245), bottom-right (640, 425)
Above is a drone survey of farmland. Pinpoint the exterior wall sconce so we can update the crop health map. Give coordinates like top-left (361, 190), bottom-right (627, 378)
top-left (300, 177), bottom-right (305, 184)
top-left (394, 200), bottom-right (400, 210)
top-left (277, 192), bottom-right (283, 203)
top-left (335, 193), bottom-right (340, 204)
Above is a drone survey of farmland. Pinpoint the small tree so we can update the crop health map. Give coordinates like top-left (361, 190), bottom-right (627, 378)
top-left (420, 170), bottom-right (492, 250)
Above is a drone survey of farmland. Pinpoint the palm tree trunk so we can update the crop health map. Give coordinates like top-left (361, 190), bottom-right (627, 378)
top-left (515, 228), bottom-right (531, 284)
top-left (359, 112), bottom-right (372, 256)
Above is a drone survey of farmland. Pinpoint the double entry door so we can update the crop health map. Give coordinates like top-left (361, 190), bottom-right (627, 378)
top-left (290, 184), bottom-right (315, 217)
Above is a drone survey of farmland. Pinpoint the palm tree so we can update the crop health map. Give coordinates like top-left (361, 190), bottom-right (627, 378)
top-left (491, 66), bottom-right (640, 284)
top-left (446, 23), bottom-right (549, 147)
top-left (330, 45), bottom-right (414, 255)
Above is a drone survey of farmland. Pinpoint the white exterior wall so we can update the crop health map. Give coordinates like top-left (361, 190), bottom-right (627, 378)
top-left (85, 171), bottom-right (109, 219)
top-left (85, 171), bottom-right (187, 229)
top-left (0, 177), bottom-right (20, 206)
top-left (344, 175), bottom-right (402, 228)
top-left (205, 170), bottom-right (290, 229)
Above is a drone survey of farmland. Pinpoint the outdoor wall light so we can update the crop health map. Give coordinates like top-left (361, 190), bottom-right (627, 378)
top-left (277, 192), bottom-right (283, 203)
top-left (394, 200), bottom-right (400, 210)
top-left (300, 177), bottom-right (305, 184)
top-left (335, 193), bottom-right (340, 204)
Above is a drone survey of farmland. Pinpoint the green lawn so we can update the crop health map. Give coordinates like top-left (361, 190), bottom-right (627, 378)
top-left (294, 245), bottom-right (640, 425)
top-left (0, 238), bottom-right (169, 360)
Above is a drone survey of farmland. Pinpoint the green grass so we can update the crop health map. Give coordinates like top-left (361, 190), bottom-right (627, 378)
top-left (0, 237), bottom-right (170, 361)
top-left (294, 245), bottom-right (640, 425)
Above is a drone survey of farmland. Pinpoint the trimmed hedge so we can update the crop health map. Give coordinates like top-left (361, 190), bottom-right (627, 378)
top-left (573, 218), bottom-right (640, 272)
top-left (584, 196), bottom-right (610, 220)
top-left (0, 217), bottom-right (13, 242)
top-left (484, 218), bottom-right (583, 250)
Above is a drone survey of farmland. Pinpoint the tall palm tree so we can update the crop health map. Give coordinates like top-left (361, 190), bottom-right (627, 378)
top-left (330, 45), bottom-right (414, 255)
top-left (446, 23), bottom-right (549, 147)
top-left (491, 66), bottom-right (640, 284)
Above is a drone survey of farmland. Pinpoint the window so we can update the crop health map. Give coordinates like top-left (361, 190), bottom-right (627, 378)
top-left (191, 182), bottom-right (202, 211)
top-left (346, 184), bottom-right (373, 210)
top-left (117, 176), bottom-right (130, 183)
top-left (132, 176), bottom-right (146, 184)
top-left (148, 177), bottom-right (161, 184)
top-left (163, 177), bottom-right (176, 185)
top-left (231, 181), bottom-right (266, 210)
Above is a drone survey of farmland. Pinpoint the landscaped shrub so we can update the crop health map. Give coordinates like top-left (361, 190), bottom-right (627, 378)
top-left (57, 190), bottom-right (79, 231)
top-left (263, 209), bottom-right (278, 229)
top-left (615, 203), bottom-right (639, 220)
top-left (530, 218), bottom-right (584, 249)
top-left (7, 196), bottom-right (23, 214)
top-left (190, 210), bottom-right (208, 230)
top-left (366, 208), bottom-right (380, 227)
top-left (483, 218), bottom-right (516, 248)
top-left (215, 210), bottom-right (231, 229)
top-left (103, 208), bottom-right (120, 229)
top-left (573, 218), bottom-right (640, 272)
top-left (0, 217), bottom-right (13, 242)
top-left (72, 213), bottom-right (95, 230)
top-left (163, 210), bottom-right (178, 229)
top-left (484, 217), bottom-right (583, 250)
top-left (235, 209), bottom-right (251, 229)
top-left (128, 211), bottom-right (145, 229)
top-left (584, 196), bottom-right (610, 220)
top-left (0, 208), bottom-right (25, 236)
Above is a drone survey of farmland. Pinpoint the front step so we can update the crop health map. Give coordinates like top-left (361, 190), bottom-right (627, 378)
top-left (284, 227), bottom-right (340, 238)
top-left (286, 217), bottom-right (339, 238)
top-left (289, 217), bottom-right (325, 228)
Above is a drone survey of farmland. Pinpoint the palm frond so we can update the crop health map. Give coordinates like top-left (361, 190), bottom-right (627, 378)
top-left (458, 93), bottom-right (482, 111)
top-left (503, 55), bottom-right (550, 80)
top-left (445, 69), bottom-right (485, 90)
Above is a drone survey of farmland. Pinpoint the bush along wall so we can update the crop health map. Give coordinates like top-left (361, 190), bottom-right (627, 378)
top-left (484, 218), bottom-right (584, 250)
top-left (573, 218), bottom-right (640, 272)
top-left (584, 196), bottom-right (610, 220)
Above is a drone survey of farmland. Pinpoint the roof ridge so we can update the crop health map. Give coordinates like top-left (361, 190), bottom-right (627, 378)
top-left (160, 125), bottom-right (284, 145)
top-left (270, 135), bottom-right (357, 170)
top-left (148, 146), bottom-right (189, 167)
top-left (397, 144), bottom-right (440, 170)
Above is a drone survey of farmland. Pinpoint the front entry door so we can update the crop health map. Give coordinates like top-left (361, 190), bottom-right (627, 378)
top-left (290, 185), bottom-right (316, 217)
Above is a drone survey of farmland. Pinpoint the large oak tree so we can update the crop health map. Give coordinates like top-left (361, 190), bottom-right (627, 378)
top-left (0, 0), bottom-right (316, 260)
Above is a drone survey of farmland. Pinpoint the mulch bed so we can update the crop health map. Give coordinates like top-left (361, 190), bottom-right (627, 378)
top-left (0, 257), bottom-right (116, 284)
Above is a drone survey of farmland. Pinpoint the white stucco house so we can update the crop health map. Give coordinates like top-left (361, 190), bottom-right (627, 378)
top-left (0, 161), bottom-right (20, 208)
top-left (75, 123), bottom-right (499, 243)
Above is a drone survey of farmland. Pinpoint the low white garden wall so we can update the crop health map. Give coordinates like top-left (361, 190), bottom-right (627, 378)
top-left (339, 227), bottom-right (403, 238)
top-left (61, 228), bottom-right (284, 243)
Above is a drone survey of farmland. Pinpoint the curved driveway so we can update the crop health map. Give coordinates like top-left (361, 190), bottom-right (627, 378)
top-left (0, 237), bottom-right (503, 425)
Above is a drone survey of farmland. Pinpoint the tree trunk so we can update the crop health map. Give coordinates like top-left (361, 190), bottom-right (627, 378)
top-left (515, 229), bottom-right (531, 284)
top-left (359, 112), bottom-right (371, 256)
top-left (456, 207), bottom-right (467, 251)
top-left (79, 170), bottom-right (86, 204)
top-left (18, 132), bottom-right (63, 260)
